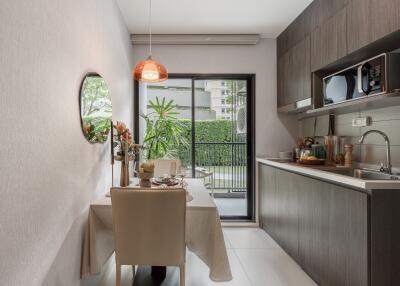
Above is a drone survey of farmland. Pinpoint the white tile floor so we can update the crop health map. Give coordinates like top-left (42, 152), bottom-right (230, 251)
top-left (98, 228), bottom-right (317, 286)
top-left (214, 198), bottom-right (247, 216)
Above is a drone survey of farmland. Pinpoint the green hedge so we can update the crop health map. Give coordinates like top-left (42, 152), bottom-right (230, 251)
top-left (176, 120), bottom-right (246, 166)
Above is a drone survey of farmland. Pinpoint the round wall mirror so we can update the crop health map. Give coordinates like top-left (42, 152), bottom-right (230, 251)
top-left (80, 73), bottom-right (112, 143)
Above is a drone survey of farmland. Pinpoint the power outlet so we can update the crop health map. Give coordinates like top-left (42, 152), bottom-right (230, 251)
top-left (352, 117), bottom-right (372, 127)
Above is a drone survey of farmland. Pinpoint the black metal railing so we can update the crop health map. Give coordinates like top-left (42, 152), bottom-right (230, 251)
top-left (179, 142), bottom-right (247, 193)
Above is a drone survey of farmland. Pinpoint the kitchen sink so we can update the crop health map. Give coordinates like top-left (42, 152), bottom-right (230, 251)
top-left (352, 169), bottom-right (400, 180)
top-left (325, 168), bottom-right (400, 180)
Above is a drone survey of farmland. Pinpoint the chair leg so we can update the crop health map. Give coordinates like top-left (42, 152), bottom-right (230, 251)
top-left (179, 264), bottom-right (185, 286)
top-left (132, 265), bottom-right (136, 283)
top-left (116, 262), bottom-right (121, 286)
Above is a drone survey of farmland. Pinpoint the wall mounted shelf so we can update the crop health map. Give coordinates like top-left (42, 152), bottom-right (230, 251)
top-left (298, 92), bottom-right (400, 119)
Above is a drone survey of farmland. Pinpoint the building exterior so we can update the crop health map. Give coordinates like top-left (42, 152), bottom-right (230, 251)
top-left (147, 79), bottom-right (216, 120)
top-left (205, 80), bottom-right (233, 120)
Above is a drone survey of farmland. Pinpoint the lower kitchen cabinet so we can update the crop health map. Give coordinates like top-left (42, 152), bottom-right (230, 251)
top-left (275, 169), bottom-right (300, 262)
top-left (298, 179), bottom-right (368, 286)
top-left (259, 165), bottom-right (276, 235)
top-left (259, 163), bottom-right (368, 286)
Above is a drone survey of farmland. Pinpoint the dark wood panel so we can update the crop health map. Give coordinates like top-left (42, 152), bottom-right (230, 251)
top-left (259, 164), bottom-right (276, 236)
top-left (275, 170), bottom-right (299, 262)
top-left (307, 179), bottom-right (330, 284)
top-left (277, 6), bottom-right (307, 58)
top-left (347, 0), bottom-right (400, 54)
top-left (346, 0), bottom-right (370, 54)
top-left (370, 189), bottom-right (400, 286)
top-left (277, 51), bottom-right (290, 107)
top-left (308, 0), bottom-right (347, 32)
top-left (277, 32), bottom-right (288, 59)
top-left (278, 36), bottom-right (311, 107)
top-left (311, 8), bottom-right (347, 71)
top-left (300, 35), bottom-right (312, 101)
top-left (345, 188), bottom-right (369, 286)
top-left (329, 185), bottom-right (369, 286)
top-left (298, 175), bottom-right (368, 286)
top-left (368, 0), bottom-right (399, 44)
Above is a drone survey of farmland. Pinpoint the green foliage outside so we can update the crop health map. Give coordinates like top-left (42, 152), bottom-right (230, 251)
top-left (142, 95), bottom-right (246, 166)
top-left (141, 97), bottom-right (188, 160)
top-left (177, 120), bottom-right (246, 166)
top-left (81, 76), bottom-right (112, 143)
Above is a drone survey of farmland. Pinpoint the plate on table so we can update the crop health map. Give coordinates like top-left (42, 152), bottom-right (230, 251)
top-left (152, 177), bottom-right (180, 186)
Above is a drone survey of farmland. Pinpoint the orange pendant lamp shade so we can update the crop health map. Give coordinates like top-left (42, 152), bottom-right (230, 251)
top-left (133, 56), bottom-right (168, 82)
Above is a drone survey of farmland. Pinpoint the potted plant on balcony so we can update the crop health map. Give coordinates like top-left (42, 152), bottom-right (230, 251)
top-left (140, 97), bottom-right (188, 160)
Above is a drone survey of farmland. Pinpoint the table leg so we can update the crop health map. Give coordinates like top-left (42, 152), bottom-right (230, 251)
top-left (151, 266), bottom-right (166, 282)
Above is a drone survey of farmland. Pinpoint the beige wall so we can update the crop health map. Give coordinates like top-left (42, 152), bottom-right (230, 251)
top-left (0, 1), bottom-right (134, 285)
top-left (132, 39), bottom-right (299, 158)
top-left (300, 106), bottom-right (400, 169)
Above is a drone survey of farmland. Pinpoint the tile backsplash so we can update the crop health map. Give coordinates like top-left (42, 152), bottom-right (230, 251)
top-left (300, 105), bottom-right (400, 169)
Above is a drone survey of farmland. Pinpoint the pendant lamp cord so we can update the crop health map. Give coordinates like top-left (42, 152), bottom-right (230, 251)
top-left (149, 0), bottom-right (152, 57)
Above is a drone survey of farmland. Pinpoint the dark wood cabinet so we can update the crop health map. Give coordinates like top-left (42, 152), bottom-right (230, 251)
top-left (311, 8), bottom-right (347, 71)
top-left (277, 50), bottom-right (292, 107)
top-left (308, 0), bottom-right (347, 32)
top-left (277, 0), bottom-right (400, 112)
top-left (275, 170), bottom-right (299, 262)
top-left (259, 165), bottom-right (276, 236)
top-left (259, 163), bottom-right (369, 286)
top-left (347, 0), bottom-right (400, 54)
top-left (369, 0), bottom-right (399, 43)
top-left (298, 180), bottom-right (368, 286)
top-left (298, 179), bottom-right (331, 283)
top-left (295, 36), bottom-right (311, 101)
top-left (277, 10), bottom-right (307, 58)
top-left (277, 36), bottom-right (311, 107)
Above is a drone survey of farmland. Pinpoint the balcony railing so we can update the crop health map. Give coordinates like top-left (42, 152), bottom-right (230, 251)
top-left (179, 142), bottom-right (247, 195)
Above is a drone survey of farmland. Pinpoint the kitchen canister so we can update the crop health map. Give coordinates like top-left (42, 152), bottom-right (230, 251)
top-left (311, 144), bottom-right (326, 159)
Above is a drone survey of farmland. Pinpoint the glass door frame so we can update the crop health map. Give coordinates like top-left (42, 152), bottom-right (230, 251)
top-left (134, 74), bottom-right (256, 221)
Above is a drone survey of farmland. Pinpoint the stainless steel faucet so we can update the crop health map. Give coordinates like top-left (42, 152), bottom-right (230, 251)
top-left (359, 130), bottom-right (392, 174)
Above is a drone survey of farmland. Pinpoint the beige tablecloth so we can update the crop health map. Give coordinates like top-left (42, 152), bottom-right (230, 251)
top-left (81, 179), bottom-right (232, 282)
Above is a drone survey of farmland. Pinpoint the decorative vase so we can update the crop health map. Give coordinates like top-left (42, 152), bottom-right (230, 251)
top-left (114, 153), bottom-right (135, 187)
top-left (120, 160), bottom-right (129, 187)
top-left (138, 171), bottom-right (154, 188)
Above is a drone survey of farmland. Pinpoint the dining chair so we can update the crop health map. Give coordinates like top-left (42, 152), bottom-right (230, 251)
top-left (150, 159), bottom-right (182, 177)
top-left (110, 187), bottom-right (186, 286)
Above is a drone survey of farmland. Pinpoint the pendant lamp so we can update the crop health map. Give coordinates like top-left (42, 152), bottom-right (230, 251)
top-left (133, 0), bottom-right (167, 82)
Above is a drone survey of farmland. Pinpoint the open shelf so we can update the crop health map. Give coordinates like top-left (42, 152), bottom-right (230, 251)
top-left (299, 92), bottom-right (400, 119)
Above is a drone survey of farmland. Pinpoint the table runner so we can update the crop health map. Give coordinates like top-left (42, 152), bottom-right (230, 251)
top-left (81, 179), bottom-right (232, 282)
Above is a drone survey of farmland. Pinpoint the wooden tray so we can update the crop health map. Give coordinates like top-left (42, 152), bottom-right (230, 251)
top-left (298, 158), bottom-right (326, 165)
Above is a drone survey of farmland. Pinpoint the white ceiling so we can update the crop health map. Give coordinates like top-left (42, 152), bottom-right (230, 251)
top-left (115, 0), bottom-right (313, 38)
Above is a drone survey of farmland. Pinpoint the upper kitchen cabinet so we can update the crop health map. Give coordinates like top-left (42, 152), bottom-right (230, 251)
top-left (308, 0), bottom-right (347, 32)
top-left (277, 12), bottom-right (306, 58)
top-left (311, 8), bottom-right (347, 71)
top-left (296, 36), bottom-right (311, 101)
top-left (277, 36), bottom-right (311, 109)
top-left (347, 0), bottom-right (400, 54)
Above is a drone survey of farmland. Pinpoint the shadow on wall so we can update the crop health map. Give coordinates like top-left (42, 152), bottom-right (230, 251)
top-left (42, 211), bottom-right (88, 286)
top-left (277, 113), bottom-right (299, 147)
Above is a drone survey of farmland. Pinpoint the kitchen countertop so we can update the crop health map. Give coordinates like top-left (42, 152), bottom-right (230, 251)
top-left (257, 157), bottom-right (400, 191)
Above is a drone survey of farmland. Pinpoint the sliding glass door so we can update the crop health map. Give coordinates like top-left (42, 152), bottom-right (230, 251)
top-left (135, 74), bottom-right (255, 220)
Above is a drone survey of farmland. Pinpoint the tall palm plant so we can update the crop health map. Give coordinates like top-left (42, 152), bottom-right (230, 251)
top-left (141, 97), bottom-right (188, 160)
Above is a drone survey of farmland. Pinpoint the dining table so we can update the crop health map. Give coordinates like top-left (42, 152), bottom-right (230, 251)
top-left (81, 178), bottom-right (232, 282)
